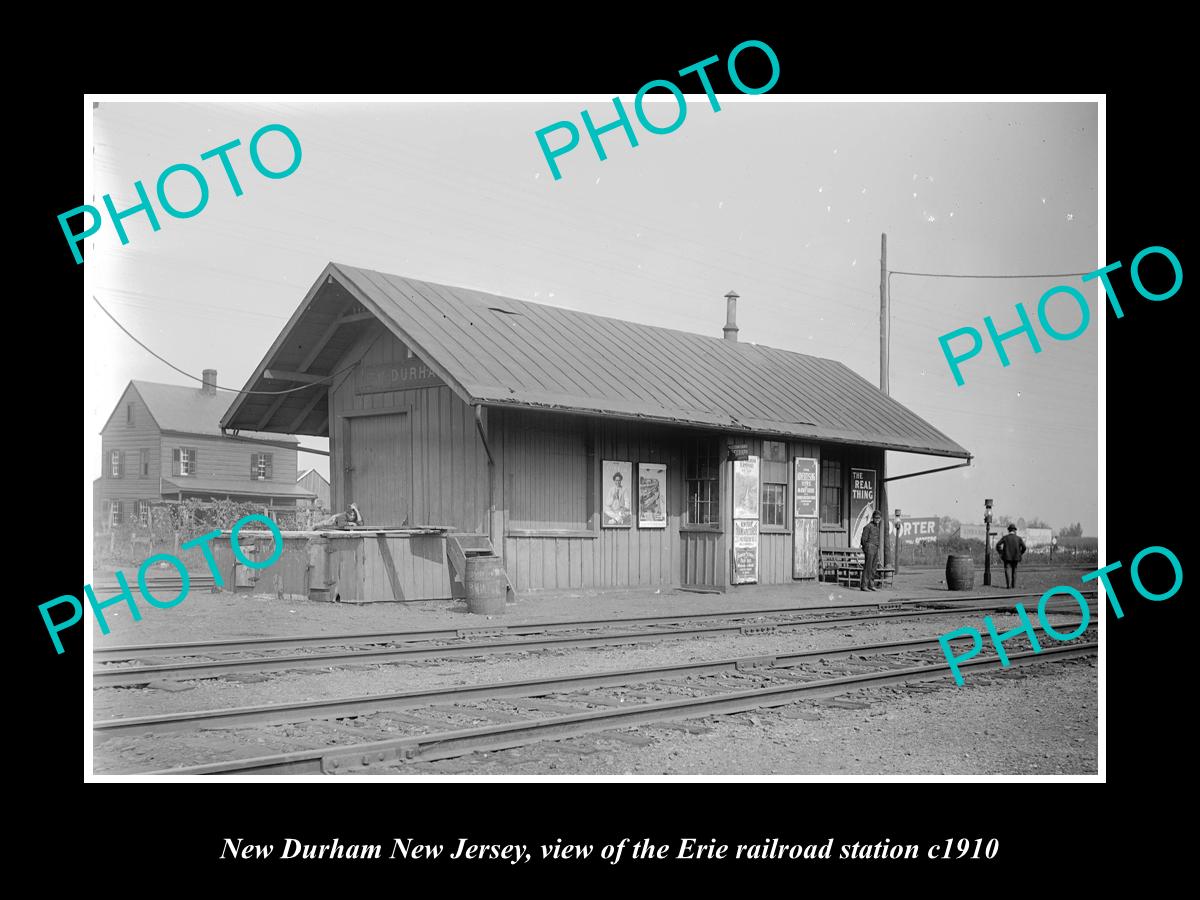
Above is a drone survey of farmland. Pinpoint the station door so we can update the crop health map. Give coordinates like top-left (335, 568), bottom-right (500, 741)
top-left (345, 412), bottom-right (412, 527)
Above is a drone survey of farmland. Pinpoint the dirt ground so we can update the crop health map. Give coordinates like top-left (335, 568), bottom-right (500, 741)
top-left (404, 657), bottom-right (1098, 776)
top-left (90, 564), bottom-right (1100, 647)
top-left (91, 568), bottom-right (1101, 776)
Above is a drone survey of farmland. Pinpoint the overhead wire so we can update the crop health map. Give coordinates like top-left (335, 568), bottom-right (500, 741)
top-left (92, 294), bottom-right (372, 396)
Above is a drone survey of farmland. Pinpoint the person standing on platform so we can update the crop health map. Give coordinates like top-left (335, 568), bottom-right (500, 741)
top-left (860, 510), bottom-right (883, 591)
top-left (996, 523), bottom-right (1027, 588)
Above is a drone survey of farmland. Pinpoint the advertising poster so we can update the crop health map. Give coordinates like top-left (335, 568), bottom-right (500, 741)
top-left (637, 463), bottom-right (667, 528)
top-left (849, 467), bottom-right (877, 547)
top-left (732, 518), bottom-right (759, 584)
top-left (733, 457), bottom-right (760, 519)
top-left (794, 457), bottom-right (818, 518)
top-left (898, 516), bottom-right (940, 544)
top-left (601, 460), bottom-right (632, 527)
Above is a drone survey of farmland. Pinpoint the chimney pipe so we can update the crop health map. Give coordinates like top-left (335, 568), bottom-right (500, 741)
top-left (201, 369), bottom-right (217, 395)
top-left (723, 291), bottom-right (740, 342)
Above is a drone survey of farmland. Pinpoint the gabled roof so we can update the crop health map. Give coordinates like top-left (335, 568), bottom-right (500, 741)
top-left (115, 380), bottom-right (298, 444)
top-left (297, 468), bottom-right (329, 486)
top-left (222, 263), bottom-right (970, 459)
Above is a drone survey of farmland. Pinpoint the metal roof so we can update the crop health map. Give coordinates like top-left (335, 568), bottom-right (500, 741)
top-left (222, 263), bottom-right (970, 459)
top-left (128, 381), bottom-right (298, 443)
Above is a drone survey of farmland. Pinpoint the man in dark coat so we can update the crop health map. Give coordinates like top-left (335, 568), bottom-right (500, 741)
top-left (995, 523), bottom-right (1027, 588)
top-left (860, 510), bottom-right (883, 591)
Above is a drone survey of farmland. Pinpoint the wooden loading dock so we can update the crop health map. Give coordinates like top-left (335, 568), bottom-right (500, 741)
top-left (220, 263), bottom-right (971, 599)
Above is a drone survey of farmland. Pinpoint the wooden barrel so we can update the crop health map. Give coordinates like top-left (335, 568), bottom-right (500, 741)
top-left (465, 555), bottom-right (507, 615)
top-left (945, 555), bottom-right (976, 591)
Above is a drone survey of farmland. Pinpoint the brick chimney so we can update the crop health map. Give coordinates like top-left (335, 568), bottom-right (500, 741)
top-left (201, 369), bottom-right (217, 395)
top-left (723, 291), bottom-right (740, 342)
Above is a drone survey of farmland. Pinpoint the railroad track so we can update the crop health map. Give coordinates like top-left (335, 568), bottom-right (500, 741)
top-left (95, 627), bottom-right (1097, 775)
top-left (93, 590), bottom-right (1097, 688)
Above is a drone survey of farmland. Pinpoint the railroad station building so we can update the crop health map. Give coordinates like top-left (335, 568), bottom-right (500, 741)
top-left (221, 263), bottom-right (970, 596)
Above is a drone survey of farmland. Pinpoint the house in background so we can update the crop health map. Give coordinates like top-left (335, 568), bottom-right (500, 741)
top-left (95, 370), bottom-right (315, 529)
top-left (297, 468), bottom-right (331, 509)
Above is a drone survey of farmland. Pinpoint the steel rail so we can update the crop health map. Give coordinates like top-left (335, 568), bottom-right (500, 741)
top-left (138, 642), bottom-right (1098, 775)
top-left (95, 623), bottom-right (1093, 738)
top-left (91, 601), bottom-right (1097, 688)
top-left (94, 588), bottom-right (1099, 663)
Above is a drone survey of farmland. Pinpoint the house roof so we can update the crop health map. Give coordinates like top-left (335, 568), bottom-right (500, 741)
top-left (222, 263), bottom-right (970, 459)
top-left (297, 468), bottom-right (329, 486)
top-left (162, 476), bottom-right (315, 499)
top-left (124, 381), bottom-right (298, 444)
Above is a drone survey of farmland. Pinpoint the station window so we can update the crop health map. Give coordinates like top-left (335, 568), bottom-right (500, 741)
top-left (762, 440), bottom-right (786, 462)
top-left (761, 451), bottom-right (788, 529)
top-left (821, 459), bottom-right (842, 527)
top-left (685, 439), bottom-right (721, 526)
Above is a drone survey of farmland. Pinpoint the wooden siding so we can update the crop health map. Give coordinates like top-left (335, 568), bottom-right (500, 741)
top-left (98, 385), bottom-right (161, 502)
top-left (158, 433), bottom-right (300, 489)
top-left (498, 412), bottom-right (686, 592)
top-left (298, 469), bottom-right (331, 508)
top-left (329, 326), bottom-right (490, 534)
top-left (212, 532), bottom-right (452, 603)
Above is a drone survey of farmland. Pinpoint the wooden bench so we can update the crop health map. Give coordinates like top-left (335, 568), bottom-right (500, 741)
top-left (820, 548), bottom-right (895, 588)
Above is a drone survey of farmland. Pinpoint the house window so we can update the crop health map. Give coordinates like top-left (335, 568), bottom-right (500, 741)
top-left (126, 403), bottom-right (134, 426)
top-left (109, 500), bottom-right (121, 528)
top-left (140, 448), bottom-right (149, 478)
top-left (761, 451), bottom-right (788, 529)
top-left (109, 450), bottom-right (122, 478)
top-left (252, 452), bottom-right (273, 480)
top-left (138, 500), bottom-right (151, 526)
top-left (685, 439), bottom-right (721, 526)
top-left (175, 447), bottom-right (197, 476)
top-left (821, 458), bottom-right (843, 527)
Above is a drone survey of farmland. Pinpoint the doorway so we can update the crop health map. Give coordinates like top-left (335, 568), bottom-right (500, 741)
top-left (345, 411), bottom-right (412, 527)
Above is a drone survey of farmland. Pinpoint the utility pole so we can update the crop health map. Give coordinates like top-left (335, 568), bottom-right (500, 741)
top-left (880, 233), bottom-right (889, 394)
top-left (879, 233), bottom-right (891, 569)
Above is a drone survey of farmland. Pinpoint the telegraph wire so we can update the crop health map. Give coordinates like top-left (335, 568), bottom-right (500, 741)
top-left (91, 294), bottom-right (370, 396)
top-left (890, 270), bottom-right (1092, 280)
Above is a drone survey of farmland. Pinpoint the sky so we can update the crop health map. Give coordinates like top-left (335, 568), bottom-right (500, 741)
top-left (85, 99), bottom-right (1098, 533)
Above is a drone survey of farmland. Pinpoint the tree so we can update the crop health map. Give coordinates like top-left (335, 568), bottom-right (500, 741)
top-left (1026, 517), bottom-right (1050, 529)
top-left (1059, 522), bottom-right (1083, 537)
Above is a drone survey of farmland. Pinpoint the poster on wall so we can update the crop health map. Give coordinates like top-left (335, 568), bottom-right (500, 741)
top-left (637, 463), bottom-right (667, 529)
top-left (601, 460), bottom-right (633, 527)
top-left (794, 457), bottom-right (818, 518)
top-left (733, 457), bottom-right (760, 519)
top-left (849, 467), bottom-right (877, 547)
top-left (732, 518), bottom-right (759, 584)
